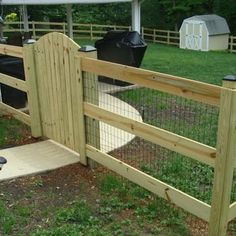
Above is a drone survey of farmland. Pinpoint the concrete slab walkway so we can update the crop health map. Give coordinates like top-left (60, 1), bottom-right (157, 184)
top-left (100, 92), bottom-right (142, 153)
top-left (0, 140), bottom-right (80, 181)
top-left (0, 83), bottom-right (142, 181)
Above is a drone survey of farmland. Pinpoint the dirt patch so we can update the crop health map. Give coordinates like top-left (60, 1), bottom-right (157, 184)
top-left (186, 216), bottom-right (208, 236)
top-left (0, 115), bottom-right (44, 149)
top-left (0, 163), bottom-right (100, 235)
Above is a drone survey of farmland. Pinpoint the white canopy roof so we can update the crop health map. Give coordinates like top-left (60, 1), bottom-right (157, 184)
top-left (1, 0), bottom-right (132, 5)
top-left (1, 0), bottom-right (141, 36)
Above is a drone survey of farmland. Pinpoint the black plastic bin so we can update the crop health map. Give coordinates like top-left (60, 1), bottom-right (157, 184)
top-left (95, 31), bottom-right (147, 86)
top-left (0, 32), bottom-right (36, 109)
top-left (0, 55), bottom-right (27, 108)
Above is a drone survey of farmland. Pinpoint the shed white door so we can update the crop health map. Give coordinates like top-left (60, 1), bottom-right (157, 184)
top-left (185, 21), bottom-right (203, 50)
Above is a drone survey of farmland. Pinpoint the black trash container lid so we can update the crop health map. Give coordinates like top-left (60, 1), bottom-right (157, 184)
top-left (96, 30), bottom-right (146, 48)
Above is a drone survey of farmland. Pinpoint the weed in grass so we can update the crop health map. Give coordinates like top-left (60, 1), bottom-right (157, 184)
top-left (33, 225), bottom-right (111, 236)
top-left (33, 201), bottom-right (111, 236)
top-left (16, 206), bottom-right (32, 218)
top-left (99, 174), bottom-right (124, 194)
top-left (24, 190), bottom-right (34, 199)
top-left (56, 199), bottom-right (92, 224)
top-left (121, 219), bottom-right (131, 226)
top-left (0, 200), bottom-right (16, 235)
top-left (98, 174), bottom-right (189, 235)
top-left (111, 223), bottom-right (123, 236)
top-left (101, 196), bottom-right (134, 213)
top-left (0, 115), bottom-right (32, 148)
top-left (160, 217), bottom-right (190, 236)
top-left (34, 179), bottom-right (44, 188)
top-left (130, 185), bottom-right (150, 200)
top-left (134, 197), bottom-right (189, 235)
top-left (32, 224), bottom-right (84, 236)
top-left (140, 156), bottom-right (214, 204)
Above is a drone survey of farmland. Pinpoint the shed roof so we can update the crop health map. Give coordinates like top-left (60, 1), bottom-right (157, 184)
top-left (184, 14), bottom-right (230, 35)
top-left (1, 0), bottom-right (132, 5)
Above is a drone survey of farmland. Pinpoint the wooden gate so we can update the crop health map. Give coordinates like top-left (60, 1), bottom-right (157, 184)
top-left (23, 32), bottom-right (90, 164)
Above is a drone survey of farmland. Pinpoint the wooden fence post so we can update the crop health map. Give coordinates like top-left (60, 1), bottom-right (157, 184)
top-left (78, 46), bottom-right (100, 167)
top-left (32, 21), bottom-right (36, 39)
top-left (141, 27), bottom-right (144, 37)
top-left (23, 44), bottom-right (42, 137)
top-left (90, 24), bottom-right (93, 40)
top-left (230, 36), bottom-right (233, 53)
top-left (167, 30), bottom-right (170, 45)
top-left (74, 51), bottom-right (86, 165)
top-left (63, 23), bottom-right (66, 34)
top-left (209, 75), bottom-right (236, 236)
top-left (153, 29), bottom-right (156, 43)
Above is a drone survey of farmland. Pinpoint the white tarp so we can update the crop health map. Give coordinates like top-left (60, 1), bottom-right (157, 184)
top-left (1, 0), bottom-right (141, 34)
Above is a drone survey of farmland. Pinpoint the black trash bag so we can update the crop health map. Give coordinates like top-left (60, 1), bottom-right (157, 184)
top-left (0, 55), bottom-right (27, 108)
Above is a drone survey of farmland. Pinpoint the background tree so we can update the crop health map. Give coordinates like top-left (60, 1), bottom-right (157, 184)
top-left (217, 0), bottom-right (236, 34)
top-left (74, 3), bottom-right (131, 25)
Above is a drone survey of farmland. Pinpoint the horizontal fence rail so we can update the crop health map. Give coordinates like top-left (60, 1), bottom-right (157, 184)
top-left (141, 27), bottom-right (179, 46)
top-left (84, 102), bottom-right (216, 166)
top-left (0, 102), bottom-right (30, 125)
top-left (81, 57), bottom-right (222, 106)
top-left (229, 36), bottom-right (236, 53)
top-left (0, 44), bottom-right (23, 58)
top-left (3, 21), bottom-right (131, 41)
top-left (0, 73), bottom-right (27, 92)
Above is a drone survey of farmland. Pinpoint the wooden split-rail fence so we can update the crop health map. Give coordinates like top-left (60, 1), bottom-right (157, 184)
top-left (3, 21), bottom-right (236, 52)
top-left (0, 32), bottom-right (236, 236)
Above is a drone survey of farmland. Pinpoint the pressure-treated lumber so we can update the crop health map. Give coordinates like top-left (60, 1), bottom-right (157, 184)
top-left (61, 34), bottom-right (74, 148)
top-left (209, 79), bottom-right (236, 236)
top-left (47, 33), bottom-right (60, 142)
top-left (84, 102), bottom-right (216, 166)
top-left (73, 56), bottom-right (87, 165)
top-left (31, 32), bottom-right (81, 151)
top-left (81, 57), bottom-right (222, 106)
top-left (23, 44), bottom-right (42, 137)
top-left (0, 102), bottom-right (31, 125)
top-left (34, 36), bottom-right (52, 138)
top-left (78, 47), bottom-right (100, 167)
top-left (86, 144), bottom-right (211, 221)
top-left (25, 33), bottom-right (90, 163)
top-left (0, 44), bottom-right (23, 58)
top-left (0, 73), bottom-right (27, 92)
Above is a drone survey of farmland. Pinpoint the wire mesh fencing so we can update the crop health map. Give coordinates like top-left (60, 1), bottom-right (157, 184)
top-left (84, 75), bottom-right (219, 205)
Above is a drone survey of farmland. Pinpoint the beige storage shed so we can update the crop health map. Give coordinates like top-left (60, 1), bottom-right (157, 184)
top-left (179, 14), bottom-right (230, 51)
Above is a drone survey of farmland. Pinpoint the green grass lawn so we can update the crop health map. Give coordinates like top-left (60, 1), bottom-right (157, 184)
top-left (142, 43), bottom-right (236, 85)
top-left (0, 172), bottom-right (190, 236)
